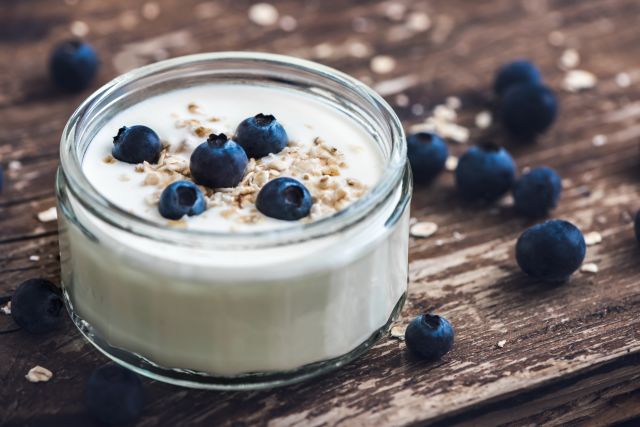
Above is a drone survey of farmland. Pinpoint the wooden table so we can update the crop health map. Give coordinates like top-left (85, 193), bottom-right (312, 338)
top-left (2, 0), bottom-right (640, 425)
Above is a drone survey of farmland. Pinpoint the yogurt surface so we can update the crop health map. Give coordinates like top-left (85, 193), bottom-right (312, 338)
top-left (82, 84), bottom-right (383, 232)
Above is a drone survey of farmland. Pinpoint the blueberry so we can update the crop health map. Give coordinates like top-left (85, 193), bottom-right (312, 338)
top-left (500, 83), bottom-right (558, 139)
top-left (634, 211), bottom-right (640, 243)
top-left (256, 177), bottom-right (312, 221)
top-left (494, 60), bottom-right (542, 96)
top-left (112, 125), bottom-right (162, 164)
top-left (11, 279), bottom-right (63, 334)
top-left (405, 314), bottom-right (455, 360)
top-left (158, 181), bottom-right (206, 220)
top-left (190, 133), bottom-right (248, 188)
top-left (455, 143), bottom-right (516, 201)
top-left (85, 363), bottom-right (145, 425)
top-left (49, 39), bottom-right (99, 92)
top-left (516, 219), bottom-right (586, 282)
top-left (235, 113), bottom-right (288, 158)
top-left (513, 167), bottom-right (562, 217)
top-left (407, 132), bottom-right (449, 184)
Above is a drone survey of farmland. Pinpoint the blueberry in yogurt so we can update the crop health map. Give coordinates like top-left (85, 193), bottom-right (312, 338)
top-left (85, 363), bottom-right (145, 425)
top-left (112, 125), bottom-right (162, 164)
top-left (11, 278), bottom-right (63, 334)
top-left (493, 60), bottom-right (542, 96)
top-left (516, 219), bottom-right (586, 282)
top-left (235, 113), bottom-right (288, 158)
top-left (405, 314), bottom-right (454, 360)
top-left (158, 181), bottom-right (207, 220)
top-left (455, 143), bottom-right (516, 202)
top-left (190, 133), bottom-right (248, 188)
top-left (406, 132), bottom-right (448, 184)
top-left (49, 39), bottom-right (99, 92)
top-left (256, 177), bottom-right (312, 220)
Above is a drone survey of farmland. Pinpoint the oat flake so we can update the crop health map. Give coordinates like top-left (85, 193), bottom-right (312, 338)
top-left (445, 156), bottom-right (458, 171)
top-left (410, 221), bottom-right (438, 238)
top-left (475, 111), bottom-right (492, 129)
top-left (563, 70), bottom-right (597, 92)
top-left (29, 255), bottom-right (40, 262)
top-left (390, 324), bottom-right (407, 340)
top-left (248, 3), bottom-right (279, 26)
top-left (370, 55), bottom-right (397, 74)
top-left (580, 263), bottom-right (599, 274)
top-left (592, 134), bottom-right (608, 147)
top-left (1, 301), bottom-right (10, 315)
top-left (584, 231), bottom-right (602, 246)
top-left (37, 207), bottom-right (57, 223)
top-left (26, 366), bottom-right (53, 383)
top-left (497, 340), bottom-right (506, 348)
top-left (559, 49), bottom-right (580, 70)
top-left (615, 72), bottom-right (631, 88)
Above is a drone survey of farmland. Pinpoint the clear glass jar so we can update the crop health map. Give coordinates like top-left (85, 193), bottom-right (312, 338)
top-left (56, 52), bottom-right (411, 389)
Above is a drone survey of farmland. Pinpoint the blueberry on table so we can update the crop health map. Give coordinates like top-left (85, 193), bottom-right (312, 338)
top-left (494, 60), bottom-right (542, 96)
top-left (513, 166), bottom-right (562, 217)
top-left (455, 143), bottom-right (516, 201)
top-left (256, 177), bottom-right (313, 221)
top-left (85, 363), bottom-right (145, 426)
top-left (11, 279), bottom-right (63, 334)
top-left (516, 219), bottom-right (586, 283)
top-left (112, 125), bottom-right (162, 164)
top-left (407, 132), bottom-right (448, 184)
top-left (158, 181), bottom-right (207, 220)
top-left (49, 39), bottom-right (99, 92)
top-left (500, 83), bottom-right (558, 139)
top-left (235, 113), bottom-right (288, 158)
top-left (190, 133), bottom-right (248, 188)
top-left (405, 314), bottom-right (454, 360)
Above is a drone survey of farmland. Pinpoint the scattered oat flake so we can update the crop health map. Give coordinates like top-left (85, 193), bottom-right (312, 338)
top-left (29, 255), bottom-right (40, 262)
top-left (581, 263), bottom-right (599, 274)
top-left (37, 207), bottom-right (57, 223)
top-left (615, 72), bottom-right (631, 88)
top-left (584, 231), bottom-right (602, 246)
top-left (445, 96), bottom-right (462, 110)
top-left (563, 70), bottom-right (597, 92)
top-left (70, 20), bottom-right (89, 37)
top-left (592, 134), bottom-right (608, 147)
top-left (395, 93), bottom-right (409, 107)
top-left (1, 301), bottom-right (10, 315)
top-left (445, 156), bottom-right (458, 171)
top-left (248, 3), bottom-right (279, 26)
top-left (26, 366), bottom-right (53, 383)
top-left (406, 12), bottom-right (431, 32)
top-left (410, 221), bottom-right (438, 238)
top-left (475, 111), bottom-right (492, 129)
top-left (453, 231), bottom-right (465, 241)
top-left (347, 41), bottom-right (370, 58)
top-left (559, 49), bottom-right (580, 70)
top-left (8, 160), bottom-right (22, 171)
top-left (142, 2), bottom-right (160, 20)
top-left (370, 55), bottom-right (397, 74)
top-left (497, 340), bottom-right (506, 348)
top-left (548, 30), bottom-right (566, 46)
top-left (279, 15), bottom-right (297, 32)
top-left (390, 324), bottom-right (407, 340)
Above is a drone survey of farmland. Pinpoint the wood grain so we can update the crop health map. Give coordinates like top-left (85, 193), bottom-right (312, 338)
top-left (2, 0), bottom-right (640, 425)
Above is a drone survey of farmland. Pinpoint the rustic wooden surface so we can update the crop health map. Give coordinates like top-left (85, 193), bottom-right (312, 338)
top-left (2, 0), bottom-right (640, 425)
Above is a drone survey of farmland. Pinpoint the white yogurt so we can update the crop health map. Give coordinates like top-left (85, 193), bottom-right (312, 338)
top-left (83, 84), bottom-right (383, 232)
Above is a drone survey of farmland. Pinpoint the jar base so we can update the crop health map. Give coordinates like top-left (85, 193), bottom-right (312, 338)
top-left (63, 289), bottom-right (406, 390)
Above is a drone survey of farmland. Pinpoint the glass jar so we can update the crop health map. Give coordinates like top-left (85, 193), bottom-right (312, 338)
top-left (56, 52), bottom-right (411, 389)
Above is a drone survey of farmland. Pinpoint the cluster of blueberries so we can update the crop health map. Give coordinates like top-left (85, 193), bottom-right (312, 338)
top-left (404, 60), bottom-right (585, 361)
top-left (114, 115), bottom-right (313, 222)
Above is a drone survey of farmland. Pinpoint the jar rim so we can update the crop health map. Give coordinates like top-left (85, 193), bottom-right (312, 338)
top-left (58, 52), bottom-right (406, 249)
